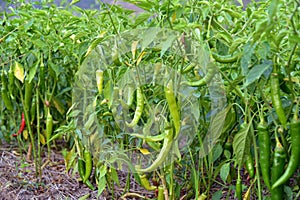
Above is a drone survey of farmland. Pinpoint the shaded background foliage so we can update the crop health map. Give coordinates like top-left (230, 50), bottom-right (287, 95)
top-left (0, 0), bottom-right (143, 10)
top-left (0, 0), bottom-right (299, 199)
top-left (0, 0), bottom-right (253, 10)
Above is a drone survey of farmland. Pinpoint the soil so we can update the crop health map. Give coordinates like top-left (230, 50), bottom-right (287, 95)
top-left (0, 141), bottom-right (155, 200)
top-left (1, 140), bottom-right (298, 200)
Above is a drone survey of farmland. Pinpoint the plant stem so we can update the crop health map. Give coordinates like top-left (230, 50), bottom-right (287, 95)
top-left (16, 81), bottom-right (38, 177)
top-left (250, 115), bottom-right (262, 200)
top-left (36, 87), bottom-right (42, 178)
top-left (169, 156), bottom-right (174, 200)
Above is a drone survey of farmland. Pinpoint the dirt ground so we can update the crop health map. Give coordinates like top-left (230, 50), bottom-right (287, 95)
top-left (0, 141), bottom-right (155, 200)
top-left (1, 140), bottom-right (298, 200)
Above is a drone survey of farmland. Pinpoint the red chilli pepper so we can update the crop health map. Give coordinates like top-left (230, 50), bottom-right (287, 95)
top-left (13, 113), bottom-right (25, 137)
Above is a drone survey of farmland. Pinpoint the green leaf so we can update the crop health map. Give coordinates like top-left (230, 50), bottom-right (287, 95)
top-left (48, 61), bottom-right (61, 78)
top-left (99, 165), bottom-right (107, 178)
top-left (133, 12), bottom-right (152, 27)
top-left (123, 0), bottom-right (154, 11)
top-left (78, 193), bottom-right (90, 200)
top-left (97, 176), bottom-right (106, 197)
top-left (289, 34), bottom-right (300, 44)
top-left (212, 190), bottom-right (223, 200)
top-left (240, 42), bottom-right (256, 76)
top-left (212, 143), bottom-right (223, 162)
top-left (85, 31), bottom-right (106, 57)
top-left (141, 28), bottom-right (158, 50)
top-left (220, 162), bottom-right (230, 183)
top-left (268, 0), bottom-right (280, 21)
top-left (159, 32), bottom-right (177, 57)
top-left (233, 123), bottom-right (251, 167)
top-left (236, 0), bottom-right (243, 7)
top-left (104, 80), bottom-right (113, 108)
top-left (33, 39), bottom-right (47, 49)
top-left (200, 106), bottom-right (230, 157)
top-left (27, 60), bottom-right (39, 83)
top-left (24, 19), bottom-right (34, 31)
top-left (243, 61), bottom-right (272, 88)
top-left (96, 164), bottom-right (107, 196)
top-left (229, 38), bottom-right (246, 54)
top-left (110, 168), bottom-right (120, 186)
top-left (70, 0), bottom-right (80, 6)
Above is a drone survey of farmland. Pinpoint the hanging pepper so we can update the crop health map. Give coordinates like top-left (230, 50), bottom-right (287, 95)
top-left (270, 66), bottom-right (287, 128)
top-left (272, 112), bottom-right (300, 189)
top-left (24, 77), bottom-right (33, 112)
top-left (1, 70), bottom-right (13, 111)
top-left (271, 139), bottom-right (286, 200)
top-left (236, 170), bottom-right (242, 200)
top-left (258, 122), bottom-right (271, 189)
top-left (245, 153), bottom-right (255, 178)
top-left (12, 113), bottom-right (25, 137)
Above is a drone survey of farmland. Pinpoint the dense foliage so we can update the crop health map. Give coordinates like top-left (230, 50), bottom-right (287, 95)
top-left (0, 0), bottom-right (299, 199)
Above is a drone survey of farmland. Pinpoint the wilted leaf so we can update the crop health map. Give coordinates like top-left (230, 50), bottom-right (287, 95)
top-left (136, 51), bottom-right (147, 66)
top-left (62, 147), bottom-right (76, 172)
top-left (40, 133), bottom-right (46, 145)
top-left (103, 80), bottom-right (113, 108)
top-left (131, 40), bottom-right (139, 59)
top-left (22, 129), bottom-right (28, 140)
top-left (198, 193), bottom-right (207, 200)
top-left (139, 148), bottom-right (151, 155)
top-left (52, 96), bottom-right (66, 115)
top-left (96, 70), bottom-right (104, 94)
top-left (14, 61), bottom-right (25, 83)
top-left (243, 186), bottom-right (251, 200)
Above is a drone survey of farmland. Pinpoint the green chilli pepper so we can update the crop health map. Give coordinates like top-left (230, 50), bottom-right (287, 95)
top-left (24, 78), bottom-right (34, 112)
top-left (165, 80), bottom-right (180, 138)
top-left (270, 72), bottom-right (287, 128)
top-left (78, 157), bottom-right (86, 180)
top-left (258, 123), bottom-right (271, 189)
top-left (137, 128), bottom-right (173, 173)
top-left (139, 174), bottom-right (156, 191)
top-left (236, 173), bottom-right (242, 200)
top-left (271, 140), bottom-right (286, 200)
top-left (185, 62), bottom-right (216, 87)
top-left (83, 149), bottom-right (93, 183)
top-left (212, 52), bottom-right (242, 63)
top-left (245, 153), bottom-right (255, 178)
top-left (126, 87), bottom-right (144, 128)
top-left (272, 118), bottom-right (300, 189)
